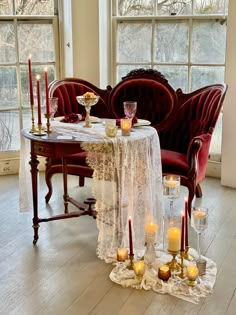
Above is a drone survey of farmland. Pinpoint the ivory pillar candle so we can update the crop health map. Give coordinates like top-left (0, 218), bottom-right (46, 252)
top-left (167, 226), bottom-right (181, 252)
top-left (145, 222), bottom-right (158, 233)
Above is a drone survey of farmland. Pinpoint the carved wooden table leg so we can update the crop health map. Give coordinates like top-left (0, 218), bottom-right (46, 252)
top-left (30, 149), bottom-right (40, 245)
top-left (62, 156), bottom-right (69, 213)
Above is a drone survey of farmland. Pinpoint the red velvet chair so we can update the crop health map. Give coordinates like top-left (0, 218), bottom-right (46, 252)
top-left (159, 83), bottom-right (227, 215)
top-left (45, 78), bottom-right (113, 203)
top-left (109, 68), bottom-right (227, 215)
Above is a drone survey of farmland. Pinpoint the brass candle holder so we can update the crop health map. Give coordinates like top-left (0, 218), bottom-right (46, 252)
top-left (30, 104), bottom-right (36, 133)
top-left (184, 245), bottom-right (194, 261)
top-left (45, 113), bottom-right (52, 134)
top-left (133, 260), bottom-right (145, 282)
top-left (127, 254), bottom-right (134, 270)
top-left (167, 249), bottom-right (181, 272)
top-left (178, 250), bottom-right (185, 279)
top-left (186, 264), bottom-right (199, 287)
top-left (33, 123), bottom-right (46, 136)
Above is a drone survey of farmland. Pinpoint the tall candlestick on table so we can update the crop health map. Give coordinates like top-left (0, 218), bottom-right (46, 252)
top-left (28, 54), bottom-right (36, 132)
top-left (44, 67), bottom-right (50, 115)
top-left (36, 75), bottom-right (42, 125)
top-left (128, 216), bottom-right (134, 257)
top-left (185, 197), bottom-right (189, 247)
top-left (181, 213), bottom-right (185, 252)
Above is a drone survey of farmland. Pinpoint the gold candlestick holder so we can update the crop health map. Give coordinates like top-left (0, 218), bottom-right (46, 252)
top-left (45, 113), bottom-right (52, 134)
top-left (30, 104), bottom-right (36, 133)
top-left (33, 123), bottom-right (46, 136)
top-left (167, 250), bottom-right (181, 272)
top-left (127, 254), bottom-right (134, 270)
top-left (178, 250), bottom-right (185, 278)
top-left (184, 245), bottom-right (194, 261)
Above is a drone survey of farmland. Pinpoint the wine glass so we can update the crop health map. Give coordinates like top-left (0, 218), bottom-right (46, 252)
top-left (76, 95), bottom-right (100, 127)
top-left (49, 97), bottom-right (58, 120)
top-left (163, 175), bottom-right (180, 218)
top-left (123, 101), bottom-right (137, 119)
top-left (191, 207), bottom-right (208, 265)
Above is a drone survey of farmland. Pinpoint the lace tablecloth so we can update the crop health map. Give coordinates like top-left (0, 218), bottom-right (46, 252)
top-left (109, 248), bottom-right (217, 304)
top-left (20, 121), bottom-right (164, 262)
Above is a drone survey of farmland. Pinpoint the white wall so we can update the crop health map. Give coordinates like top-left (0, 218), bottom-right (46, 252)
top-left (221, 0), bottom-right (236, 188)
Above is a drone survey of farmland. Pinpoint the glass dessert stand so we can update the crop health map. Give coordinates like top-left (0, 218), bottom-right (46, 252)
top-left (76, 95), bottom-right (100, 127)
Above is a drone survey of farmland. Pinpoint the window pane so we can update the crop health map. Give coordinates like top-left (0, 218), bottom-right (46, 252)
top-left (0, 67), bottom-right (17, 109)
top-left (157, 0), bottom-right (192, 15)
top-left (194, 0), bottom-right (227, 14)
top-left (20, 65), bottom-right (55, 108)
top-left (0, 110), bottom-right (19, 151)
top-left (0, 23), bottom-right (16, 63)
top-left (154, 22), bottom-right (189, 63)
top-left (191, 20), bottom-right (226, 64)
top-left (118, 0), bottom-right (154, 16)
top-left (117, 22), bottom-right (152, 63)
top-left (155, 65), bottom-right (188, 91)
top-left (0, 1), bottom-right (13, 15)
top-left (191, 66), bottom-right (224, 91)
top-left (18, 23), bottom-right (55, 62)
top-left (16, 0), bottom-right (54, 15)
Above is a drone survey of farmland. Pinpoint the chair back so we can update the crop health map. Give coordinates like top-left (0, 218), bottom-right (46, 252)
top-left (49, 78), bottom-right (113, 118)
top-left (159, 83), bottom-right (227, 155)
top-left (109, 68), bottom-right (177, 129)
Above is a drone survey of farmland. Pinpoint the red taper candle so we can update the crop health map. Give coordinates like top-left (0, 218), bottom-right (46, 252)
top-left (128, 216), bottom-right (134, 256)
top-left (36, 75), bottom-right (42, 125)
top-left (181, 213), bottom-right (185, 252)
top-left (28, 54), bottom-right (34, 106)
top-left (185, 197), bottom-right (189, 247)
top-left (44, 67), bottom-right (50, 115)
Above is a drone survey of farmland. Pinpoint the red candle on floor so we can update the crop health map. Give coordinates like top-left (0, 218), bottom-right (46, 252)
top-left (44, 67), bottom-right (50, 115)
top-left (181, 213), bottom-right (185, 252)
top-left (185, 197), bottom-right (189, 247)
top-left (36, 75), bottom-right (42, 125)
top-left (28, 54), bottom-right (34, 106)
top-left (128, 216), bottom-right (134, 256)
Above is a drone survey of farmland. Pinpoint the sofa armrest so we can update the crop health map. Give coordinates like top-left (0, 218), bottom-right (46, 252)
top-left (187, 133), bottom-right (212, 181)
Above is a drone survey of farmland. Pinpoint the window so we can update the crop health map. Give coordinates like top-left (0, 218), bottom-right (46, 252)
top-left (112, 0), bottom-right (228, 160)
top-left (0, 0), bottom-right (58, 155)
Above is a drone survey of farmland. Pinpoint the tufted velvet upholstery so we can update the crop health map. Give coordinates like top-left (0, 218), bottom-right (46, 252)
top-left (45, 71), bottom-right (227, 216)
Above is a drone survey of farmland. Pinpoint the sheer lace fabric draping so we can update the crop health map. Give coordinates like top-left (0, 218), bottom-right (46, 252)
top-left (20, 122), bottom-right (164, 263)
top-left (81, 126), bottom-right (164, 262)
top-left (110, 248), bottom-right (217, 304)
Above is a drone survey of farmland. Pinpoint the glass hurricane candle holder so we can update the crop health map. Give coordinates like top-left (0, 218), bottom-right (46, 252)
top-left (163, 175), bottom-right (180, 218)
top-left (158, 265), bottom-right (171, 281)
top-left (105, 120), bottom-right (118, 137)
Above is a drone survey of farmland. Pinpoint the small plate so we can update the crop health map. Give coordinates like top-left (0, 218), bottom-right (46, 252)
top-left (133, 119), bottom-right (151, 127)
top-left (54, 115), bottom-right (101, 123)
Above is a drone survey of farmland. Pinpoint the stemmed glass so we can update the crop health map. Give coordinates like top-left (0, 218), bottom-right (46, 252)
top-left (191, 207), bottom-right (208, 265)
top-left (123, 101), bottom-right (137, 119)
top-left (76, 95), bottom-right (100, 127)
top-left (49, 97), bottom-right (58, 120)
top-left (163, 175), bottom-right (180, 218)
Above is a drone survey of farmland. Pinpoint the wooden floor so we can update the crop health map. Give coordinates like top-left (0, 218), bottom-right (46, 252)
top-left (0, 173), bottom-right (236, 315)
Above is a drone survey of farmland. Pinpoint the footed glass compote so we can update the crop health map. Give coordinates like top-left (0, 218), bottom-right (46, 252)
top-left (163, 175), bottom-right (180, 218)
top-left (76, 94), bottom-right (100, 127)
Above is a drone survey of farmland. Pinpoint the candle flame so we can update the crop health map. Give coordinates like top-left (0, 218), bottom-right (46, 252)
top-left (36, 74), bottom-right (41, 80)
top-left (181, 211), bottom-right (184, 216)
top-left (44, 67), bottom-right (48, 72)
top-left (184, 196), bottom-right (188, 202)
top-left (28, 54), bottom-right (32, 60)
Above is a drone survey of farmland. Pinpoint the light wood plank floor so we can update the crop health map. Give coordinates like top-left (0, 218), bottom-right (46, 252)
top-left (0, 173), bottom-right (236, 315)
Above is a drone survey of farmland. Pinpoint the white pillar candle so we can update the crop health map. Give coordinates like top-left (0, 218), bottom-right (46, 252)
top-left (167, 226), bottom-right (181, 252)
